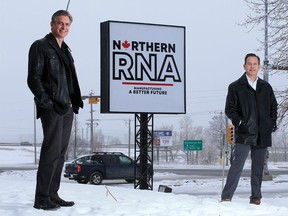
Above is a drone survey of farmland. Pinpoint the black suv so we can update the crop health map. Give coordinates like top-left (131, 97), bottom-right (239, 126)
top-left (64, 152), bottom-right (137, 185)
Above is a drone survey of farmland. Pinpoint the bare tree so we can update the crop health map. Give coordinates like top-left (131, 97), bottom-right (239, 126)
top-left (204, 113), bottom-right (226, 164)
top-left (178, 115), bottom-right (208, 164)
top-left (179, 115), bottom-right (194, 163)
top-left (67, 117), bottom-right (90, 160)
top-left (93, 129), bottom-right (105, 151)
top-left (179, 115), bottom-right (193, 139)
top-left (244, 0), bottom-right (288, 67)
top-left (271, 129), bottom-right (288, 162)
top-left (243, 0), bottom-right (288, 126)
top-left (277, 90), bottom-right (288, 126)
top-left (105, 135), bottom-right (122, 146)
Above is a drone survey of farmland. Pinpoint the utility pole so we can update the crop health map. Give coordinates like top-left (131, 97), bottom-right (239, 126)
top-left (128, 118), bottom-right (131, 157)
top-left (90, 94), bottom-right (94, 153)
top-left (262, 0), bottom-right (273, 181)
top-left (81, 91), bottom-right (100, 154)
top-left (263, 0), bottom-right (269, 82)
top-left (125, 118), bottom-right (132, 157)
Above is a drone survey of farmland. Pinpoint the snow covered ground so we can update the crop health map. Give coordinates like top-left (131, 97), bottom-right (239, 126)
top-left (1, 145), bottom-right (288, 216)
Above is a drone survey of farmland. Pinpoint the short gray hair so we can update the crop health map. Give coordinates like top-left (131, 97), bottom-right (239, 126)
top-left (51, 10), bottom-right (73, 23)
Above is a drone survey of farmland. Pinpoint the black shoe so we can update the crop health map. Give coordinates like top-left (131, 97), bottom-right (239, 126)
top-left (250, 199), bottom-right (261, 205)
top-left (51, 197), bottom-right (75, 207)
top-left (34, 199), bottom-right (60, 210)
top-left (221, 198), bottom-right (232, 202)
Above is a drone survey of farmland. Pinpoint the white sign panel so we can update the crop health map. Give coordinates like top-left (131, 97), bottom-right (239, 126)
top-left (101, 21), bottom-right (186, 114)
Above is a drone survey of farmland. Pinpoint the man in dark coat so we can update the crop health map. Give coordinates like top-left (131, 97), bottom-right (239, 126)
top-left (27, 10), bottom-right (83, 210)
top-left (221, 53), bottom-right (277, 205)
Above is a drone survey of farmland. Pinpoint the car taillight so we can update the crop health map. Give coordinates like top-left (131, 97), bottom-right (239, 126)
top-left (77, 165), bottom-right (81, 172)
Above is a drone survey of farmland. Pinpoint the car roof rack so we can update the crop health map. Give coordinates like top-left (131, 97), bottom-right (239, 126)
top-left (92, 152), bottom-right (124, 155)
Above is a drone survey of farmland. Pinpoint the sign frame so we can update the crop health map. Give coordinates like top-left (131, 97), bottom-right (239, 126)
top-left (100, 20), bottom-right (186, 114)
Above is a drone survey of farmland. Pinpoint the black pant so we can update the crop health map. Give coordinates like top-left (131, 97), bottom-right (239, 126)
top-left (35, 107), bottom-right (73, 201)
top-left (221, 143), bottom-right (267, 201)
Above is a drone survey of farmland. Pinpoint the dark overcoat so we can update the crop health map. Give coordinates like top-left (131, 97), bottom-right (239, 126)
top-left (225, 73), bottom-right (278, 147)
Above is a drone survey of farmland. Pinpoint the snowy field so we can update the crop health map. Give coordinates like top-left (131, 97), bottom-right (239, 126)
top-left (1, 145), bottom-right (288, 216)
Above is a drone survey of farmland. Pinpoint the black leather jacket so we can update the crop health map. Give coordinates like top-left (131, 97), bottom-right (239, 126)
top-left (225, 73), bottom-right (277, 147)
top-left (27, 33), bottom-right (83, 118)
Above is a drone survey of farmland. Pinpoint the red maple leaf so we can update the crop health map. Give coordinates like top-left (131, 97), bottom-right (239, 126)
top-left (122, 40), bottom-right (130, 49)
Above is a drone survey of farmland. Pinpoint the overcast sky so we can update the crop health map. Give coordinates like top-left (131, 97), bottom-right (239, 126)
top-left (0, 0), bottom-right (287, 143)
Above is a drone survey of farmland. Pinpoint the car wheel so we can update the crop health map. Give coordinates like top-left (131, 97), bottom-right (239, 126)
top-left (77, 179), bottom-right (88, 184)
top-left (90, 172), bottom-right (103, 185)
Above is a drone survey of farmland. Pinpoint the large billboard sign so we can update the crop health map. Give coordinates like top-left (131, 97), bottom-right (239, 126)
top-left (101, 21), bottom-right (186, 114)
top-left (153, 130), bottom-right (173, 147)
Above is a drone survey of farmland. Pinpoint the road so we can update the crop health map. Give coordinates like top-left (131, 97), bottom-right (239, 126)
top-left (154, 167), bottom-right (288, 178)
top-left (0, 165), bottom-right (37, 173)
top-left (1, 165), bottom-right (287, 177)
top-left (153, 167), bottom-right (288, 197)
top-left (2, 165), bottom-right (288, 197)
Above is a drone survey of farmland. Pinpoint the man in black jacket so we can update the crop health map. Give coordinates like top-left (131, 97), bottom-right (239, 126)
top-left (221, 53), bottom-right (277, 205)
top-left (27, 10), bottom-right (83, 210)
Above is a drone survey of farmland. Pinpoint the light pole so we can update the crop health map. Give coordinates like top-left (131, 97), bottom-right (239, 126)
top-left (262, 0), bottom-right (272, 181)
top-left (125, 118), bottom-right (132, 157)
top-left (90, 99), bottom-right (93, 152)
top-left (81, 91), bottom-right (100, 153)
top-left (263, 0), bottom-right (269, 82)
